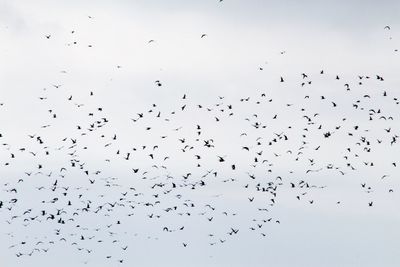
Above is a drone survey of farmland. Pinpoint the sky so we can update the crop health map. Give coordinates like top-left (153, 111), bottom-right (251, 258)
top-left (1, 1), bottom-right (400, 266)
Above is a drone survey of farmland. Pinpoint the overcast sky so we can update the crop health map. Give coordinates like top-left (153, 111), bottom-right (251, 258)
top-left (1, 1), bottom-right (400, 267)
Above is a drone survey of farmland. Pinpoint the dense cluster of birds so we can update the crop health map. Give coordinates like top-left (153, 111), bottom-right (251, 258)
top-left (1, 9), bottom-right (398, 265)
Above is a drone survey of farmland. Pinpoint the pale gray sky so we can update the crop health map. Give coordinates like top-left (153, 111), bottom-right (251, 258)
top-left (1, 1), bottom-right (400, 267)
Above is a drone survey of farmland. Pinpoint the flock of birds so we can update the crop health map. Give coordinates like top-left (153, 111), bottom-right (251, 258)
top-left (1, 8), bottom-right (399, 266)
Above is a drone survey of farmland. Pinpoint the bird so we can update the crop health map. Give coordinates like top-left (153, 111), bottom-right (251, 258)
top-left (1, 18), bottom-right (397, 266)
